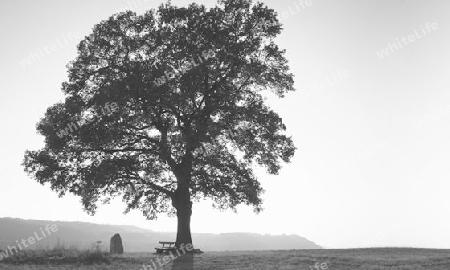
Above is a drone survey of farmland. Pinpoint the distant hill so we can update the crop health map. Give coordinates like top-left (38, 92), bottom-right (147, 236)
top-left (0, 218), bottom-right (321, 251)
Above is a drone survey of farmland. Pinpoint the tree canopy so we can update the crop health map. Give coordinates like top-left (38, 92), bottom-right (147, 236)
top-left (23, 0), bottom-right (295, 247)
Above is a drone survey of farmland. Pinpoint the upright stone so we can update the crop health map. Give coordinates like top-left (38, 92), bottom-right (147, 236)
top-left (110, 233), bottom-right (124, 254)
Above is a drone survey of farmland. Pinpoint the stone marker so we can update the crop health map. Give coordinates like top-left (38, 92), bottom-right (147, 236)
top-left (110, 233), bottom-right (124, 254)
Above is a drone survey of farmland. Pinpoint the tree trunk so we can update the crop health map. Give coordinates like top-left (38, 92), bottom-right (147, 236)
top-left (172, 187), bottom-right (193, 249)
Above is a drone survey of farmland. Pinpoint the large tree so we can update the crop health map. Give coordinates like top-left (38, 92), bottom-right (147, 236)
top-left (23, 0), bottom-right (295, 249)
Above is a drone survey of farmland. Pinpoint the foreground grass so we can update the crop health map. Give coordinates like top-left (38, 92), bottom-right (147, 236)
top-left (1, 248), bottom-right (450, 269)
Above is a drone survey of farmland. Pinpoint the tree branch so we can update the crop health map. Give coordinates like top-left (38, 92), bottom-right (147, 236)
top-left (129, 176), bottom-right (174, 196)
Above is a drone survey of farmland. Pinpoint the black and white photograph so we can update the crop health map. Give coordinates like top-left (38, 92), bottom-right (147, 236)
top-left (1, 0), bottom-right (449, 269)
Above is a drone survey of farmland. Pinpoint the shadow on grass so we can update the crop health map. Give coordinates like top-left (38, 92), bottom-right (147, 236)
top-left (172, 254), bottom-right (194, 270)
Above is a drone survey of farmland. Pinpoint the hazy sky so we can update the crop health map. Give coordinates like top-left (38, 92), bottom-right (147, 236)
top-left (1, 0), bottom-right (450, 249)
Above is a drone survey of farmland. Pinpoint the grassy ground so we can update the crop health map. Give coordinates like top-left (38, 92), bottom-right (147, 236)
top-left (0, 248), bottom-right (449, 269)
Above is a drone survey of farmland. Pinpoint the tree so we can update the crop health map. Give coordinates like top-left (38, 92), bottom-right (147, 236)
top-left (23, 0), bottom-right (295, 249)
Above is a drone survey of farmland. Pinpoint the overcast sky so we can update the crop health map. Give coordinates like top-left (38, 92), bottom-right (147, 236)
top-left (1, 0), bottom-right (450, 249)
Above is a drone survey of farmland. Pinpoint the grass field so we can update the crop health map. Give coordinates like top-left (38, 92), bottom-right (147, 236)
top-left (1, 248), bottom-right (449, 270)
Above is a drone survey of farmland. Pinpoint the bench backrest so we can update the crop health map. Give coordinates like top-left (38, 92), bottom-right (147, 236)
top-left (159, 241), bottom-right (175, 245)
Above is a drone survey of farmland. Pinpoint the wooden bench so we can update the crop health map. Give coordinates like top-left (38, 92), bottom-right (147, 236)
top-left (155, 241), bottom-right (176, 253)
